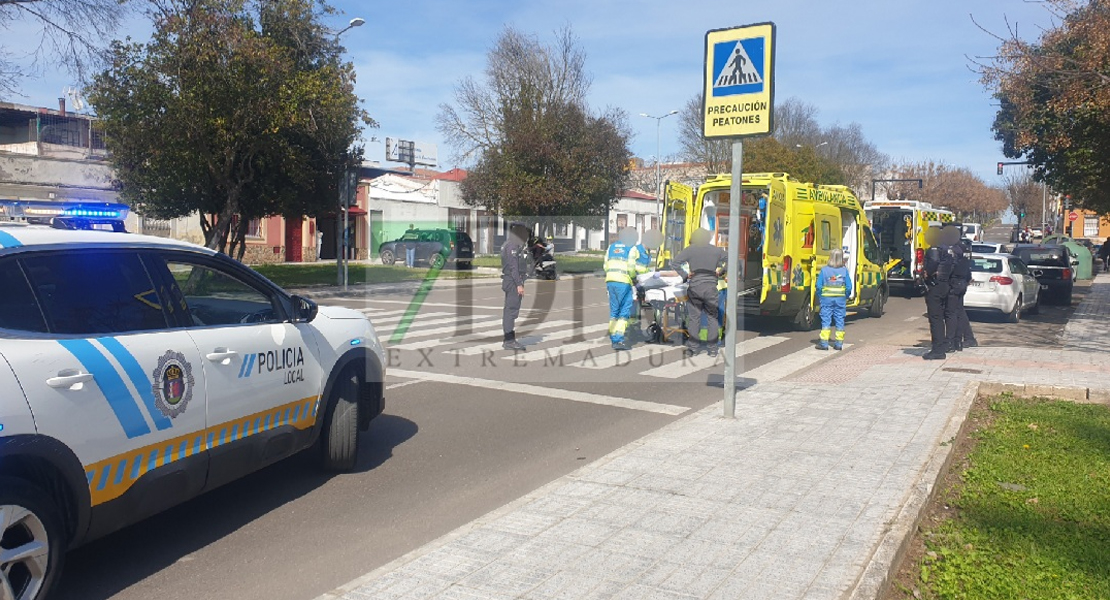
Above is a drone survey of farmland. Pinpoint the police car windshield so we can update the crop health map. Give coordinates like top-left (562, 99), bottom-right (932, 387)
top-left (970, 257), bottom-right (1003, 273)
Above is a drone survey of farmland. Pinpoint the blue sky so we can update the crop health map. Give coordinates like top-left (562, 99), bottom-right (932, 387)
top-left (6, 0), bottom-right (1058, 183)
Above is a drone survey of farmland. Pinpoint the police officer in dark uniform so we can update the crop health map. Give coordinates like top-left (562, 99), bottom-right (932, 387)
top-left (501, 223), bottom-right (530, 350)
top-left (922, 226), bottom-right (957, 360)
top-left (946, 243), bottom-right (976, 351)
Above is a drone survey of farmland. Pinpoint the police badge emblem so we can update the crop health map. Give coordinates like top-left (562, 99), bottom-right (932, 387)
top-left (152, 350), bottom-right (194, 419)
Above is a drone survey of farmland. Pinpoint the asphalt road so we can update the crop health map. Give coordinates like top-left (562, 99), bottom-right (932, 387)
top-left (55, 263), bottom-right (1081, 600)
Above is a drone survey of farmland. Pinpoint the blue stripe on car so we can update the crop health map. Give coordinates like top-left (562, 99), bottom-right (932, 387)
top-left (58, 339), bottom-right (151, 439)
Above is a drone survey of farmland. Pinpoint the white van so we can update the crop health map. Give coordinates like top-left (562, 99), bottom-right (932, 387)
top-left (962, 223), bottom-right (982, 242)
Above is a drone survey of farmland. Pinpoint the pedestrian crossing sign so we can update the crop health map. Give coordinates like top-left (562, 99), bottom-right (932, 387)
top-left (703, 22), bottom-right (775, 139)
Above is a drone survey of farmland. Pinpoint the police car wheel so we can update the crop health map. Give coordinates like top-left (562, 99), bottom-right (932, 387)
top-left (0, 478), bottom-right (65, 600)
top-left (320, 367), bottom-right (362, 471)
top-left (380, 250), bottom-right (396, 266)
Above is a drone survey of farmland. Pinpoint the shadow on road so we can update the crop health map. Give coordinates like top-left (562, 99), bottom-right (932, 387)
top-left (55, 414), bottom-right (418, 600)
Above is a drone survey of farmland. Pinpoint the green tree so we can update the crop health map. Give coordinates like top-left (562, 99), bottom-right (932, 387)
top-left (89, 0), bottom-right (371, 257)
top-left (982, 0), bottom-right (1110, 212)
top-left (0, 0), bottom-right (128, 97)
top-left (438, 26), bottom-right (632, 234)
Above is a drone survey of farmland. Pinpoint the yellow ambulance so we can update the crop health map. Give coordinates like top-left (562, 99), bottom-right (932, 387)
top-left (658, 172), bottom-right (888, 330)
top-left (862, 200), bottom-right (955, 296)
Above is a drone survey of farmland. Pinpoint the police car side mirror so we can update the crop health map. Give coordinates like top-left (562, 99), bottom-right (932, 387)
top-left (291, 295), bottom-right (318, 323)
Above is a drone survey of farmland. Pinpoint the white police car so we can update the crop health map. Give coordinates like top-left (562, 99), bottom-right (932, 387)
top-left (0, 202), bottom-right (385, 600)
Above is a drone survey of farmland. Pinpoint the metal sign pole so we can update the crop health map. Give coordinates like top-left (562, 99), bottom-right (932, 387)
top-left (724, 140), bottom-right (742, 418)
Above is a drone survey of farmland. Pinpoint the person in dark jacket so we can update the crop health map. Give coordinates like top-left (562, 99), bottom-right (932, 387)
top-left (945, 243), bottom-right (977, 351)
top-left (922, 226), bottom-right (957, 360)
top-left (1099, 239), bottom-right (1110, 273)
top-left (501, 223), bottom-right (530, 350)
top-left (672, 229), bottom-right (727, 357)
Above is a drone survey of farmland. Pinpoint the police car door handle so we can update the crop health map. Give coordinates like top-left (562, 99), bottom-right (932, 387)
top-left (206, 348), bottom-right (239, 362)
top-left (47, 369), bottom-right (94, 389)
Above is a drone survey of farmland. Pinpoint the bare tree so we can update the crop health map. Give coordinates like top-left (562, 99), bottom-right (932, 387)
top-left (821, 122), bottom-right (888, 193)
top-left (1003, 171), bottom-right (1046, 226)
top-left (437, 25), bottom-right (589, 164)
top-left (676, 95), bottom-right (730, 176)
top-left (771, 97), bottom-right (822, 148)
top-left (0, 0), bottom-right (129, 98)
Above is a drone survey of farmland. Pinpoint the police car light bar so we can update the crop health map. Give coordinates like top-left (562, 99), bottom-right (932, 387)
top-left (0, 200), bottom-right (130, 221)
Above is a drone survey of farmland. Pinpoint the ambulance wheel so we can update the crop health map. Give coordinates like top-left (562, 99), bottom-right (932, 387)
top-left (320, 366), bottom-right (362, 471)
top-left (0, 477), bottom-right (65, 600)
top-left (869, 286), bottom-right (887, 318)
top-left (794, 302), bottom-right (817, 331)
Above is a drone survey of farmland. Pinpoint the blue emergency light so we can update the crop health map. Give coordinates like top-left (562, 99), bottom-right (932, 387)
top-left (0, 200), bottom-right (130, 231)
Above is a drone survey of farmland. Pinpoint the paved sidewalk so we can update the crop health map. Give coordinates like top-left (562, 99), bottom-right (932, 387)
top-left (316, 275), bottom-right (1110, 600)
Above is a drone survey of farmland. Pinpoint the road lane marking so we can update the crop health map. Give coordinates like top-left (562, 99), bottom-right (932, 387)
top-left (389, 369), bottom-right (689, 416)
top-left (638, 336), bottom-right (790, 379)
top-left (453, 323), bottom-right (611, 355)
top-left (904, 316), bottom-right (921, 322)
top-left (391, 320), bottom-right (576, 351)
top-left (386, 380), bottom-right (425, 391)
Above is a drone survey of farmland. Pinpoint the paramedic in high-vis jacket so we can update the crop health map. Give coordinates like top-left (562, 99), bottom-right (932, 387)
top-left (605, 228), bottom-right (646, 351)
top-left (816, 249), bottom-right (853, 350)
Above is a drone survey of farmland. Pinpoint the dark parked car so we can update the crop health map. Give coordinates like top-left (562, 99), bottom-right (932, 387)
top-left (379, 228), bottom-right (474, 269)
top-left (1012, 245), bottom-right (1074, 305)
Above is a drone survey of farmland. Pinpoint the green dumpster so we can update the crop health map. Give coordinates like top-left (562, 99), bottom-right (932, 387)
top-left (1043, 235), bottom-right (1094, 280)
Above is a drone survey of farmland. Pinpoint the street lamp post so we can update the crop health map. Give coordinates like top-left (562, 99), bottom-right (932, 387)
top-left (640, 111), bottom-right (679, 224)
top-left (334, 17), bottom-right (364, 289)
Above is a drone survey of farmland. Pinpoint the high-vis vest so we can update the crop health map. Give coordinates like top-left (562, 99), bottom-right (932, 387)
top-left (605, 242), bottom-right (634, 284)
top-left (818, 266), bottom-right (852, 298)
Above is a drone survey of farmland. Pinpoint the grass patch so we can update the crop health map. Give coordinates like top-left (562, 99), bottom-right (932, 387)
top-left (471, 254), bottom-right (603, 273)
top-left (251, 263), bottom-right (488, 288)
top-left (891, 396), bottom-right (1110, 599)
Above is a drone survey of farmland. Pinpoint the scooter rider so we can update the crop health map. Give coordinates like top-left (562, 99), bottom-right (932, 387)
top-left (672, 228), bottom-right (728, 357)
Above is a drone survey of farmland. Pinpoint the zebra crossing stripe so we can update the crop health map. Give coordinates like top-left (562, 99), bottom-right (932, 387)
top-left (385, 315), bottom-right (502, 344)
top-left (453, 323), bottom-right (611, 356)
top-left (639, 336), bottom-right (789, 379)
top-left (389, 369), bottom-right (688, 416)
top-left (392, 320), bottom-right (576, 351)
top-left (368, 311), bottom-right (453, 327)
top-left (511, 334), bottom-right (613, 364)
top-left (739, 344), bottom-right (852, 383)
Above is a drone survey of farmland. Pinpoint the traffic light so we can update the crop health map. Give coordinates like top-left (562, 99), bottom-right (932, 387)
top-left (1020, 210), bottom-right (1025, 219)
top-left (997, 162), bottom-right (1004, 175)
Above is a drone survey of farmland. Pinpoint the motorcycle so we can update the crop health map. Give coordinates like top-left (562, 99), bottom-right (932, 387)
top-left (528, 239), bottom-right (558, 280)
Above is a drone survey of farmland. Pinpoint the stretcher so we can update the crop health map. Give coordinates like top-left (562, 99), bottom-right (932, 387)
top-left (636, 271), bottom-right (689, 344)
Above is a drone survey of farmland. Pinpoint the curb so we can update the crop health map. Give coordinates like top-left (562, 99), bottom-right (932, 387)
top-left (855, 381), bottom-right (1109, 600)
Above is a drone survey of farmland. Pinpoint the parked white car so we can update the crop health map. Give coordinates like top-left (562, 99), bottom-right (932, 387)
top-left (971, 243), bottom-right (1005, 255)
top-left (965, 253), bottom-right (1040, 322)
